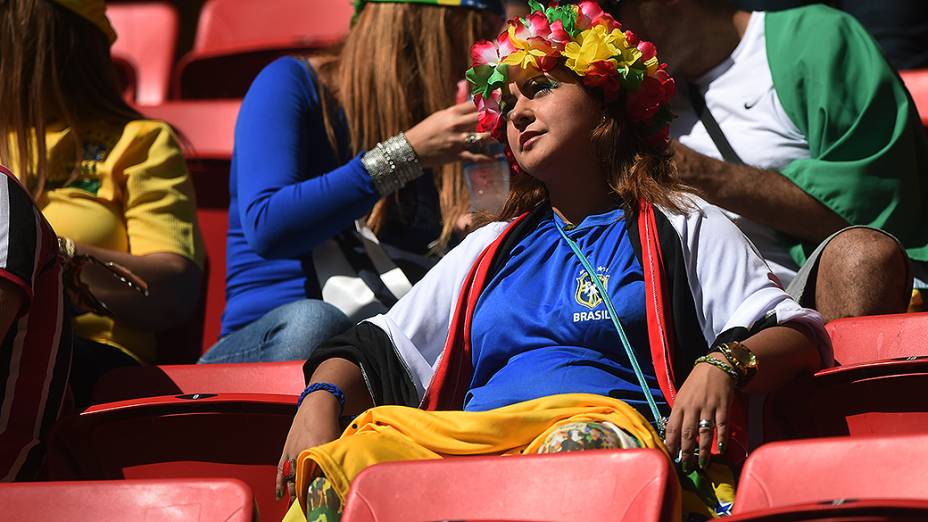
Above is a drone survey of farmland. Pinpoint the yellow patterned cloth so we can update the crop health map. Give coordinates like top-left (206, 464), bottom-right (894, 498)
top-left (284, 393), bottom-right (736, 521)
top-left (9, 120), bottom-right (203, 362)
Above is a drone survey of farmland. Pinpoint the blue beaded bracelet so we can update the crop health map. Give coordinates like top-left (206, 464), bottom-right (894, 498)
top-left (297, 382), bottom-right (346, 414)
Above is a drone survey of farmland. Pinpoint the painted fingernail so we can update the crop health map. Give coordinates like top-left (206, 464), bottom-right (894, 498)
top-left (699, 454), bottom-right (708, 469)
top-left (276, 487), bottom-right (282, 500)
top-left (681, 454), bottom-right (690, 471)
top-left (718, 441), bottom-right (726, 454)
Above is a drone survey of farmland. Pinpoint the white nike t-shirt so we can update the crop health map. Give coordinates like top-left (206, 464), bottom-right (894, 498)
top-left (670, 12), bottom-right (811, 285)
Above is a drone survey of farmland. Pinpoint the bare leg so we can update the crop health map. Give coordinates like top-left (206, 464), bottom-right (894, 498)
top-left (814, 228), bottom-right (912, 323)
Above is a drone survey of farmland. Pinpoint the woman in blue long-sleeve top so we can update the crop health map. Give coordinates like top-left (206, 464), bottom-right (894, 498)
top-left (199, 0), bottom-right (502, 363)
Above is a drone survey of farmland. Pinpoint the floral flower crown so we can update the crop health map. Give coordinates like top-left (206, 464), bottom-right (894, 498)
top-left (465, 0), bottom-right (676, 145)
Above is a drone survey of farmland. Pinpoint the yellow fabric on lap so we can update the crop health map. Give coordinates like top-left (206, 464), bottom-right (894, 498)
top-left (294, 393), bottom-right (666, 510)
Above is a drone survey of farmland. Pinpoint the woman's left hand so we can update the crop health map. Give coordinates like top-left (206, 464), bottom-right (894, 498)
top-left (663, 353), bottom-right (737, 471)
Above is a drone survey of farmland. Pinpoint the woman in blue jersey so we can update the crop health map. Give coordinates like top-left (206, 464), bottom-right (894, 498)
top-left (200, 0), bottom-right (503, 364)
top-left (277, 2), bottom-right (831, 520)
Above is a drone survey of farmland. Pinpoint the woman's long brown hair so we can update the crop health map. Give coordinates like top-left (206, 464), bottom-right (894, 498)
top-left (494, 87), bottom-right (692, 222)
top-left (315, 3), bottom-right (496, 252)
top-left (0, 0), bottom-right (142, 198)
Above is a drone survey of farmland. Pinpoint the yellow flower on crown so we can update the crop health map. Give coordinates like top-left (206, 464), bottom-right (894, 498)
top-left (563, 23), bottom-right (636, 75)
top-left (466, 0), bottom-right (677, 145)
top-left (500, 23), bottom-right (557, 72)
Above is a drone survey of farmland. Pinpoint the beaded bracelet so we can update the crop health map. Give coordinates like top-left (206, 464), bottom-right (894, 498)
top-left (694, 355), bottom-right (740, 383)
top-left (297, 382), bottom-right (346, 415)
top-left (712, 344), bottom-right (741, 373)
top-left (362, 132), bottom-right (424, 196)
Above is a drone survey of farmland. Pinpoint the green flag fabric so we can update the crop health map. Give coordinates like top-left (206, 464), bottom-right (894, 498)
top-left (766, 5), bottom-right (928, 265)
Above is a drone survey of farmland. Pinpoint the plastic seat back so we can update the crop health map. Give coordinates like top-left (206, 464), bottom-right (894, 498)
top-left (193, 0), bottom-right (352, 53)
top-left (108, 2), bottom-right (178, 105)
top-left (175, 0), bottom-right (352, 99)
top-left (142, 100), bottom-right (239, 160)
top-left (763, 313), bottom-right (928, 440)
top-left (901, 69), bottom-right (928, 128)
top-left (826, 312), bottom-right (928, 366)
top-left (342, 450), bottom-right (680, 522)
top-left (91, 360), bottom-right (305, 404)
top-left (0, 478), bottom-right (255, 522)
top-left (765, 358), bottom-right (928, 440)
top-left (734, 434), bottom-right (928, 515)
top-left (48, 393), bottom-right (294, 522)
top-left (726, 499), bottom-right (928, 521)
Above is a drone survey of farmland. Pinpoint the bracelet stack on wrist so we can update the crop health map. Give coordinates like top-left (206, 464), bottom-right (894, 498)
top-left (708, 341), bottom-right (759, 387)
top-left (362, 132), bottom-right (424, 196)
top-left (694, 354), bottom-right (741, 383)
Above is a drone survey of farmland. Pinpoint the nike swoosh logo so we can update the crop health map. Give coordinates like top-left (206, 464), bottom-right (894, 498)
top-left (744, 87), bottom-right (775, 110)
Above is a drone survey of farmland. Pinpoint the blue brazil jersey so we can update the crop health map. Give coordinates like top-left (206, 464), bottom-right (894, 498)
top-left (465, 207), bottom-right (667, 417)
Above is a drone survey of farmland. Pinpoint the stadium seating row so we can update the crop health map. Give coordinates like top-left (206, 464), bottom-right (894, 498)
top-left (4, 433), bottom-right (927, 521)
top-left (110, 0), bottom-right (928, 113)
top-left (20, 311), bottom-right (922, 520)
top-left (109, 0), bottom-right (353, 104)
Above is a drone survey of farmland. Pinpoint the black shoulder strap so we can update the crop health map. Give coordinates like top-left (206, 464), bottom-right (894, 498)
top-left (687, 86), bottom-right (745, 165)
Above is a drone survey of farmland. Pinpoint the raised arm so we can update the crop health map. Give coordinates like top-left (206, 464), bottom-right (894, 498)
top-left (234, 58), bottom-right (380, 259)
top-left (236, 58), bottom-right (493, 259)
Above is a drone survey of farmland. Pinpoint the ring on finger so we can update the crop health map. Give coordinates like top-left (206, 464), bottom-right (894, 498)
top-left (698, 418), bottom-right (715, 432)
top-left (282, 458), bottom-right (296, 481)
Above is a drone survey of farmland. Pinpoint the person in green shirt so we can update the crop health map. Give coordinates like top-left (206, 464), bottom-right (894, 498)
top-left (607, 0), bottom-right (927, 322)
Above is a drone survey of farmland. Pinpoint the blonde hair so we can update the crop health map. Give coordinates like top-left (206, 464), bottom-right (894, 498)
top-left (0, 0), bottom-right (141, 197)
top-left (316, 3), bottom-right (496, 252)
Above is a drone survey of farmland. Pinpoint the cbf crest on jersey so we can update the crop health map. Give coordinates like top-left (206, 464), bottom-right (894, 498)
top-left (575, 272), bottom-right (610, 309)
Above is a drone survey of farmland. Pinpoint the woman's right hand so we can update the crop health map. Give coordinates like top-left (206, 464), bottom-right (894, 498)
top-left (405, 101), bottom-right (495, 168)
top-left (276, 392), bottom-right (342, 502)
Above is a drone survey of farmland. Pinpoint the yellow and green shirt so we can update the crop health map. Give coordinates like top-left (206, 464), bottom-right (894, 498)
top-left (15, 120), bottom-right (204, 363)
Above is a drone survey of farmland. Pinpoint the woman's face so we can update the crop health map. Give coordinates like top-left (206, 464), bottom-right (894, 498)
top-left (503, 68), bottom-right (603, 183)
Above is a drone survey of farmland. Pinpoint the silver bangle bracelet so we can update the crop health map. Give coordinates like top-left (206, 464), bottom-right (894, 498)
top-left (362, 132), bottom-right (424, 196)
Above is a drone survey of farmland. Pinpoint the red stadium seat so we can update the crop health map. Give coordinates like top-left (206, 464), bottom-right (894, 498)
top-left (91, 360), bottom-right (305, 404)
top-left (108, 2), bottom-right (179, 105)
top-left (730, 434), bottom-right (928, 520)
top-left (826, 312), bottom-right (928, 366)
top-left (174, 0), bottom-right (353, 99)
top-left (341, 450), bottom-right (680, 522)
top-left (901, 69), bottom-right (928, 128)
top-left (728, 500), bottom-right (928, 521)
top-left (142, 100), bottom-right (239, 160)
top-left (141, 101), bottom-right (239, 352)
top-left (0, 478), bottom-right (255, 522)
top-left (47, 393), bottom-right (294, 522)
top-left (764, 313), bottom-right (928, 440)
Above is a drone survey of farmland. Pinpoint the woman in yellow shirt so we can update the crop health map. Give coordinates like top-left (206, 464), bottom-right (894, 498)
top-left (0, 0), bottom-right (204, 407)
